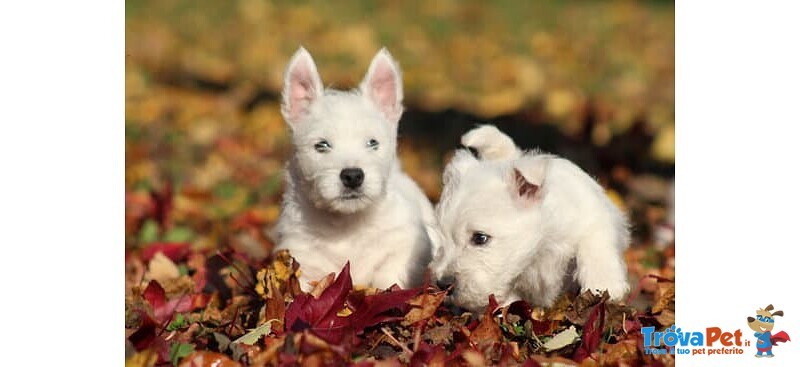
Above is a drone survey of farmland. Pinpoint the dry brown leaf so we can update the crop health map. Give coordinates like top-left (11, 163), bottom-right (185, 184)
top-left (309, 272), bottom-right (336, 298)
top-left (470, 309), bottom-right (502, 348)
top-left (656, 309), bottom-right (675, 327)
top-left (403, 291), bottom-right (447, 325)
top-left (652, 281), bottom-right (675, 314)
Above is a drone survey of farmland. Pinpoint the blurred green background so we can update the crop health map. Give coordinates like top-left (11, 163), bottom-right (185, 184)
top-left (126, 0), bottom-right (674, 282)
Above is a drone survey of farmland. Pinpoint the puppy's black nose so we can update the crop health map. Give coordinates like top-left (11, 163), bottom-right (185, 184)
top-left (340, 168), bottom-right (365, 189)
top-left (436, 276), bottom-right (456, 293)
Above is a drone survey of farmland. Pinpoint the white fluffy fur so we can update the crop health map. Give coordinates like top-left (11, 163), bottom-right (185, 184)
top-left (430, 125), bottom-right (630, 311)
top-left (275, 47), bottom-right (434, 290)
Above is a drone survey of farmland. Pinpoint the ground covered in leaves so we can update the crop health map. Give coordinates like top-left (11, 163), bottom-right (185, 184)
top-left (125, 239), bottom-right (674, 367)
top-left (126, 1), bottom-right (675, 366)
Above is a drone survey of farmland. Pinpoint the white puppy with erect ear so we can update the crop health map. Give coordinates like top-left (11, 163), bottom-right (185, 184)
top-left (275, 47), bottom-right (435, 290)
top-left (431, 125), bottom-right (630, 311)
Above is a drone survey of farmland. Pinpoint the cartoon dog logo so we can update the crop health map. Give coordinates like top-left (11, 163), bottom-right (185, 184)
top-left (746, 304), bottom-right (791, 358)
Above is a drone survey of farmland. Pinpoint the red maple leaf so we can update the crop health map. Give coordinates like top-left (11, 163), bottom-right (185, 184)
top-left (141, 242), bottom-right (192, 262)
top-left (284, 263), bottom-right (419, 345)
top-left (143, 280), bottom-right (194, 323)
top-left (573, 300), bottom-right (606, 361)
top-left (285, 263), bottom-right (353, 344)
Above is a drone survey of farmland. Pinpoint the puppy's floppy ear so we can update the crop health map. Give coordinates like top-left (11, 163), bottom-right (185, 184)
top-left (509, 157), bottom-right (548, 205)
top-left (281, 47), bottom-right (324, 128)
top-left (461, 125), bottom-right (520, 161)
top-left (772, 310), bottom-right (784, 317)
top-left (360, 48), bottom-right (404, 123)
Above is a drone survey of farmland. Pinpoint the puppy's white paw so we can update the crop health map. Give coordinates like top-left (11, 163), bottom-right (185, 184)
top-left (583, 281), bottom-right (630, 301)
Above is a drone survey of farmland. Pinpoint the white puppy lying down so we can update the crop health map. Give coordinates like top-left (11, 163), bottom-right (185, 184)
top-left (430, 125), bottom-right (630, 311)
top-left (274, 47), bottom-right (434, 290)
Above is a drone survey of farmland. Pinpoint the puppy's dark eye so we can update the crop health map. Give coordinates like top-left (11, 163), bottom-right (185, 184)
top-left (367, 139), bottom-right (379, 150)
top-left (470, 231), bottom-right (491, 246)
top-left (314, 140), bottom-right (331, 153)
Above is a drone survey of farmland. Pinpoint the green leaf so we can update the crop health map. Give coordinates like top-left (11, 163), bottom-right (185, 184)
top-left (232, 319), bottom-right (280, 346)
top-left (213, 181), bottom-right (238, 199)
top-left (169, 342), bottom-right (194, 366)
top-left (138, 219), bottom-right (159, 245)
top-left (163, 226), bottom-right (194, 243)
top-left (166, 314), bottom-right (188, 331)
top-left (259, 173), bottom-right (283, 197)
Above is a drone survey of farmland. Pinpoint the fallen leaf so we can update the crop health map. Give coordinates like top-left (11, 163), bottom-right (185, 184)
top-left (461, 349), bottom-right (486, 367)
top-left (284, 262), bottom-right (353, 343)
top-left (232, 319), bottom-right (281, 345)
top-left (125, 348), bottom-right (158, 367)
top-left (285, 263), bottom-right (418, 345)
top-left (177, 351), bottom-right (242, 367)
top-left (652, 281), bottom-right (675, 314)
top-left (470, 295), bottom-right (502, 347)
top-left (529, 355), bottom-right (579, 366)
top-left (146, 252), bottom-right (181, 284)
top-left (404, 290), bottom-right (447, 325)
top-left (309, 272), bottom-right (336, 298)
top-left (573, 301), bottom-right (606, 362)
top-left (169, 342), bottom-right (195, 366)
top-left (346, 286), bottom-right (419, 334)
top-left (543, 326), bottom-right (580, 352)
top-left (410, 342), bottom-right (447, 367)
top-left (655, 309), bottom-right (675, 327)
top-left (143, 280), bottom-right (166, 310)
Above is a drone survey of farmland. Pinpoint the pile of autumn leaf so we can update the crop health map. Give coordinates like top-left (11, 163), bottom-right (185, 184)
top-left (125, 196), bottom-right (675, 367)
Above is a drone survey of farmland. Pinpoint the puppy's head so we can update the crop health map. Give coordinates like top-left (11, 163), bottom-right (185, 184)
top-left (280, 47), bottom-right (404, 214)
top-left (430, 151), bottom-right (549, 311)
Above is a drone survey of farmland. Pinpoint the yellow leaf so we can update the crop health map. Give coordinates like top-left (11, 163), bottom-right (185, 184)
top-left (125, 349), bottom-right (157, 367)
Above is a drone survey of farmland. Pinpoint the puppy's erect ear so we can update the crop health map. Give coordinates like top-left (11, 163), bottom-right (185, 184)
top-left (281, 47), bottom-right (324, 128)
top-left (360, 48), bottom-right (404, 123)
top-left (461, 125), bottom-right (520, 161)
top-left (509, 157), bottom-right (548, 205)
